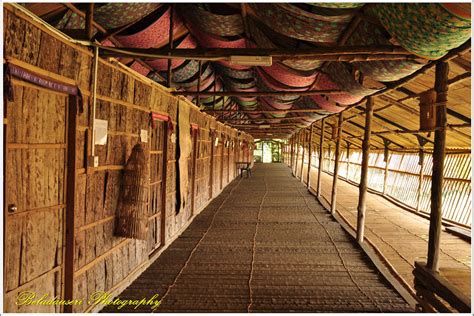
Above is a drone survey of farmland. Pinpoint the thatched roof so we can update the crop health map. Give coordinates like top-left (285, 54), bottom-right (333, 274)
top-left (23, 3), bottom-right (472, 150)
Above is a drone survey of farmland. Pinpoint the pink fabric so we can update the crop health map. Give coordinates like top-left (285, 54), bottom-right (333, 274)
top-left (260, 97), bottom-right (293, 110)
top-left (129, 61), bottom-right (150, 76)
top-left (260, 63), bottom-right (317, 87)
top-left (236, 96), bottom-right (257, 102)
top-left (257, 68), bottom-right (309, 92)
top-left (116, 7), bottom-right (183, 48)
top-left (148, 34), bottom-right (197, 70)
top-left (187, 21), bottom-right (250, 70)
top-left (314, 72), bottom-right (363, 105)
top-left (247, 112), bottom-right (263, 119)
top-left (310, 95), bottom-right (346, 113)
top-left (101, 39), bottom-right (115, 47)
top-left (259, 98), bottom-right (288, 119)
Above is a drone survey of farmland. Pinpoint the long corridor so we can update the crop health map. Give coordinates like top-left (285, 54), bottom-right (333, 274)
top-left (102, 163), bottom-right (412, 313)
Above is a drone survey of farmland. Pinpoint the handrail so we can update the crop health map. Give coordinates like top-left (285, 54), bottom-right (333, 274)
top-left (413, 261), bottom-right (471, 313)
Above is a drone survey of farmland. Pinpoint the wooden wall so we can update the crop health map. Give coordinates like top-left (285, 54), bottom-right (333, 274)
top-left (3, 5), bottom-right (253, 313)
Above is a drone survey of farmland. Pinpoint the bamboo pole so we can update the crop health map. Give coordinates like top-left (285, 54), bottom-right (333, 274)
top-left (300, 130), bottom-right (306, 181)
top-left (293, 131), bottom-right (300, 176)
top-left (330, 113), bottom-right (344, 214)
top-left (160, 123), bottom-right (169, 246)
top-left (427, 62), bottom-right (449, 272)
top-left (417, 149), bottom-right (425, 212)
top-left (166, 4), bottom-right (174, 88)
top-left (316, 119), bottom-right (326, 198)
top-left (98, 45), bottom-right (415, 60)
top-left (64, 96), bottom-right (78, 313)
top-left (296, 131), bottom-right (302, 176)
top-left (197, 60), bottom-right (202, 107)
top-left (190, 129), bottom-right (198, 217)
top-left (174, 89), bottom-right (341, 97)
top-left (346, 142), bottom-right (351, 181)
top-left (85, 4), bottom-right (94, 40)
top-left (290, 135), bottom-right (294, 169)
top-left (204, 108), bottom-right (329, 114)
top-left (220, 138), bottom-right (225, 189)
top-left (345, 123), bottom-right (471, 139)
top-left (90, 46), bottom-right (99, 159)
top-left (306, 123), bottom-right (314, 188)
top-left (209, 131), bottom-right (215, 199)
top-left (357, 97), bottom-right (374, 244)
top-left (383, 140), bottom-right (391, 195)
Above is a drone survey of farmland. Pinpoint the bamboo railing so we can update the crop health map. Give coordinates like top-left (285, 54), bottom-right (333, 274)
top-left (316, 149), bottom-right (472, 228)
top-left (282, 144), bottom-right (472, 228)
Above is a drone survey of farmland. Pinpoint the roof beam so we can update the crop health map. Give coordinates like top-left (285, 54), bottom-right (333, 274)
top-left (174, 89), bottom-right (341, 97)
top-left (204, 109), bottom-right (328, 114)
top-left (98, 45), bottom-right (418, 62)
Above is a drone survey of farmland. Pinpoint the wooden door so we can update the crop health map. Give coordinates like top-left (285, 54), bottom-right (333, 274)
top-left (148, 120), bottom-right (166, 255)
top-left (4, 83), bottom-right (69, 312)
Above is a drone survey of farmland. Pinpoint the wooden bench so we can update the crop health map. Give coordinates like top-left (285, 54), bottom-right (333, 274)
top-left (236, 162), bottom-right (252, 178)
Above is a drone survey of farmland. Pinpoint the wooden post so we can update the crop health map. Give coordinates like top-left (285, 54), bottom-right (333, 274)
top-left (227, 140), bottom-right (231, 183)
top-left (161, 122), bottom-right (169, 246)
top-left (293, 131), bottom-right (300, 176)
top-left (85, 4), bottom-right (94, 40)
top-left (357, 97), bottom-right (374, 244)
top-left (417, 148), bottom-right (425, 212)
top-left (382, 139), bottom-right (391, 195)
top-left (416, 136), bottom-right (428, 212)
top-left (166, 4), bottom-right (174, 88)
top-left (196, 61), bottom-right (202, 107)
top-left (64, 96), bottom-right (78, 313)
top-left (220, 137), bottom-right (224, 190)
top-left (209, 130), bottom-right (214, 199)
top-left (427, 61), bottom-right (449, 272)
top-left (290, 136), bottom-right (295, 168)
top-left (190, 129), bottom-right (198, 218)
top-left (316, 118), bottom-right (326, 198)
top-left (345, 142), bottom-right (351, 180)
top-left (293, 134), bottom-right (297, 171)
top-left (330, 113), bottom-right (343, 214)
top-left (300, 129), bottom-right (306, 181)
top-left (306, 123), bottom-right (314, 188)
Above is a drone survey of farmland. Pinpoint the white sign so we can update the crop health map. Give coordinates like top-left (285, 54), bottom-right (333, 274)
top-left (140, 129), bottom-right (148, 143)
top-left (94, 119), bottom-right (108, 145)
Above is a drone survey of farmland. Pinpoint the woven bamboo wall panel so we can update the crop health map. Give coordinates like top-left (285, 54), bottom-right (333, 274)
top-left (3, 5), bottom-right (253, 313)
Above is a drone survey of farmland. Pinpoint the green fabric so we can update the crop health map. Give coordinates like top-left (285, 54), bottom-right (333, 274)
top-left (372, 3), bottom-right (471, 59)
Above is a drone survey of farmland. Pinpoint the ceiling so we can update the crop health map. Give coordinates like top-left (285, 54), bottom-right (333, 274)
top-left (23, 3), bottom-right (472, 150)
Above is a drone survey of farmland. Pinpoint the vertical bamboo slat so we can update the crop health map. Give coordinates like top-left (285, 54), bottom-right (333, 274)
top-left (317, 119), bottom-right (326, 198)
top-left (307, 123), bottom-right (314, 188)
top-left (357, 97), bottom-right (374, 244)
top-left (331, 113), bottom-right (343, 214)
